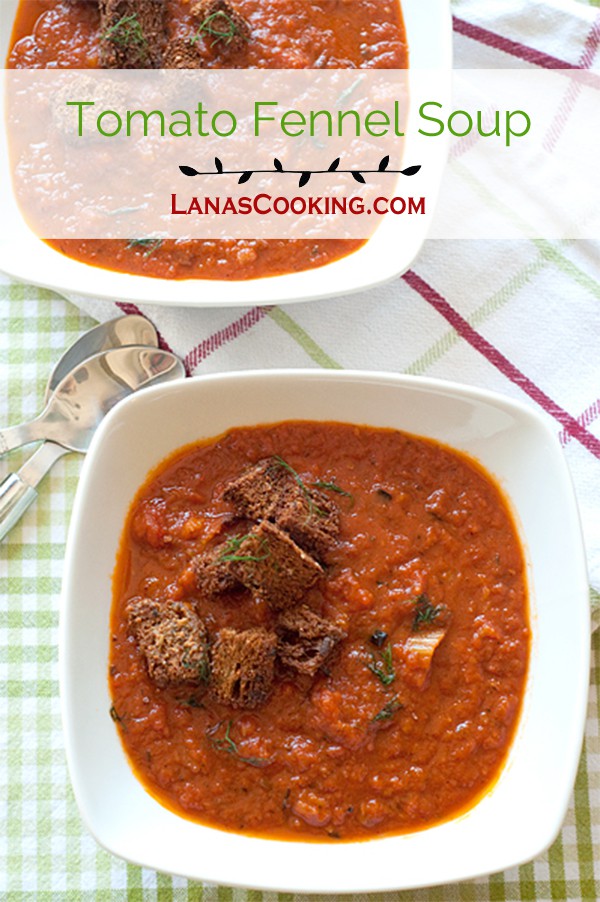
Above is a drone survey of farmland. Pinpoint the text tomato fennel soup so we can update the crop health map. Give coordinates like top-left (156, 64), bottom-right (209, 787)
top-left (8, 0), bottom-right (408, 280)
top-left (109, 421), bottom-right (530, 840)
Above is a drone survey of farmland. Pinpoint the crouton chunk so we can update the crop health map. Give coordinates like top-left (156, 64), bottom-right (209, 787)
top-left (211, 627), bottom-right (276, 708)
top-left (126, 597), bottom-right (208, 688)
top-left (99, 0), bottom-right (167, 68)
top-left (52, 77), bottom-right (127, 141)
top-left (222, 458), bottom-right (283, 520)
top-left (182, 545), bottom-right (240, 597)
top-left (230, 521), bottom-right (323, 609)
top-left (223, 457), bottom-right (340, 561)
top-left (162, 37), bottom-right (205, 68)
top-left (190, 0), bottom-right (250, 56)
top-left (276, 605), bottom-right (346, 675)
top-left (275, 488), bottom-right (339, 563)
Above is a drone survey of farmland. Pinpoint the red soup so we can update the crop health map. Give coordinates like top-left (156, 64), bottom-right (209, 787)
top-left (110, 421), bottom-right (530, 840)
top-left (7, 0), bottom-right (408, 280)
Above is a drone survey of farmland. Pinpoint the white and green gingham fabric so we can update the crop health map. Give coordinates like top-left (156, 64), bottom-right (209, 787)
top-left (2, 0), bottom-right (600, 898)
top-left (3, 265), bottom-right (600, 901)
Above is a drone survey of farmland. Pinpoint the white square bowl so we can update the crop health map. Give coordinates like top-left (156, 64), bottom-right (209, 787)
top-left (60, 370), bottom-right (590, 893)
top-left (0, 0), bottom-right (451, 306)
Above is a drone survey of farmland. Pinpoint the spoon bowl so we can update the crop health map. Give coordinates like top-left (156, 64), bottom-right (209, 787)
top-left (0, 346), bottom-right (184, 454)
top-left (44, 315), bottom-right (158, 401)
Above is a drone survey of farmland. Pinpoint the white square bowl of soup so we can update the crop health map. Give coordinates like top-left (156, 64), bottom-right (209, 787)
top-left (60, 370), bottom-right (589, 892)
top-left (0, 0), bottom-right (451, 306)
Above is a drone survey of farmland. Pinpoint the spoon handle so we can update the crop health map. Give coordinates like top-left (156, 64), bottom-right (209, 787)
top-left (0, 442), bottom-right (69, 542)
top-left (0, 418), bottom-right (48, 455)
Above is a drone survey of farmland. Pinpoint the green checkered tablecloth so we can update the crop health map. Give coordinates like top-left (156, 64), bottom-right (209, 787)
top-left (1, 283), bottom-right (599, 901)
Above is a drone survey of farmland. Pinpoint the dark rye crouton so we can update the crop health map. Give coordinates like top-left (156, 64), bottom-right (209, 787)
top-left (211, 627), bottom-right (276, 708)
top-left (126, 597), bottom-right (208, 688)
top-left (223, 458), bottom-right (340, 561)
top-left (162, 37), bottom-right (205, 68)
top-left (276, 605), bottom-right (346, 676)
top-left (229, 521), bottom-right (323, 609)
top-left (222, 458), bottom-right (283, 520)
top-left (52, 77), bottom-right (127, 141)
top-left (98, 0), bottom-right (167, 68)
top-left (190, 0), bottom-right (250, 56)
top-left (182, 544), bottom-right (240, 597)
top-left (276, 488), bottom-right (339, 563)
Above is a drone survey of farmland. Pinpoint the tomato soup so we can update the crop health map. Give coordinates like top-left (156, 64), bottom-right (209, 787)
top-left (7, 0), bottom-right (408, 280)
top-left (110, 421), bottom-right (530, 840)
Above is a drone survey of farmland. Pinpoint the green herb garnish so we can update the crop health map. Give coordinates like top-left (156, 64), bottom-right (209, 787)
top-left (182, 649), bottom-right (210, 683)
top-left (272, 456), bottom-right (326, 518)
top-left (192, 11), bottom-right (248, 47)
top-left (109, 704), bottom-right (126, 730)
top-left (199, 653), bottom-right (210, 683)
top-left (412, 594), bottom-right (443, 631)
top-left (372, 695), bottom-right (403, 722)
top-left (126, 238), bottom-right (164, 258)
top-left (336, 74), bottom-right (366, 107)
top-left (209, 720), bottom-right (273, 767)
top-left (312, 480), bottom-right (354, 504)
top-left (107, 204), bottom-right (148, 217)
top-left (218, 533), bottom-right (270, 563)
top-left (273, 455), bottom-right (310, 494)
top-left (102, 13), bottom-right (147, 49)
top-left (177, 696), bottom-right (204, 708)
top-left (367, 643), bottom-right (395, 686)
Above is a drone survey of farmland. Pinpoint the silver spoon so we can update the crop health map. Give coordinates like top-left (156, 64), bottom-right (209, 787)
top-left (0, 314), bottom-right (159, 529)
top-left (0, 345), bottom-right (184, 540)
top-left (43, 314), bottom-right (158, 401)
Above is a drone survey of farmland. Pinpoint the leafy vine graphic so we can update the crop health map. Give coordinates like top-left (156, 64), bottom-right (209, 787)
top-left (180, 157), bottom-right (421, 188)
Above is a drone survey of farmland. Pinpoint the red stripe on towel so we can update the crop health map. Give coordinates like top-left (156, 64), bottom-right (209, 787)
top-left (184, 306), bottom-right (271, 371)
top-left (402, 270), bottom-right (600, 460)
top-left (453, 16), bottom-right (576, 69)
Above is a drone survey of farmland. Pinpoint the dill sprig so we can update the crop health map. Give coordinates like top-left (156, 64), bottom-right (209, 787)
top-left (412, 594), bottom-right (443, 631)
top-left (192, 11), bottom-right (248, 47)
top-left (218, 533), bottom-right (270, 563)
top-left (126, 238), bottom-right (164, 258)
top-left (272, 456), bottom-right (327, 518)
top-left (372, 695), bottom-right (403, 722)
top-left (182, 648), bottom-right (210, 683)
top-left (109, 704), bottom-right (126, 730)
top-left (101, 13), bottom-right (148, 49)
top-left (177, 696), bottom-right (204, 708)
top-left (312, 480), bottom-right (354, 505)
top-left (367, 643), bottom-right (395, 686)
top-left (208, 720), bottom-right (273, 767)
